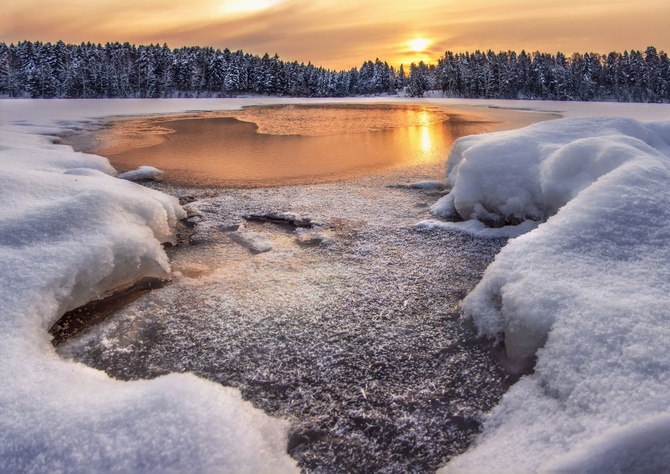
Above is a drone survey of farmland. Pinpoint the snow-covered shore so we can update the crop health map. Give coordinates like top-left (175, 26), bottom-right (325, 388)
top-left (426, 116), bottom-right (670, 472)
top-left (1, 97), bottom-right (669, 471)
top-left (0, 99), bottom-right (302, 472)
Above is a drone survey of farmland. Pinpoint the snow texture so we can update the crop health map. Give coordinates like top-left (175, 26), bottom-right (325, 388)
top-left (0, 107), bottom-right (297, 471)
top-left (436, 117), bottom-right (670, 472)
top-left (118, 165), bottom-right (164, 181)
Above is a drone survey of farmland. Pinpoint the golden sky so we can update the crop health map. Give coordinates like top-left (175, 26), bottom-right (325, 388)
top-left (1, 0), bottom-right (669, 70)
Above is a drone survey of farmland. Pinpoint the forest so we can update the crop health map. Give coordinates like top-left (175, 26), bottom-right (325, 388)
top-left (1, 40), bottom-right (669, 102)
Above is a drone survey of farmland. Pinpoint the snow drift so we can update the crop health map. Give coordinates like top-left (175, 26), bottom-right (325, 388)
top-left (429, 117), bottom-right (670, 472)
top-left (0, 126), bottom-right (297, 472)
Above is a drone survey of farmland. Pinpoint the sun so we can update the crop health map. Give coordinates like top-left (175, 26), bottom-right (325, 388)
top-left (408, 38), bottom-right (431, 52)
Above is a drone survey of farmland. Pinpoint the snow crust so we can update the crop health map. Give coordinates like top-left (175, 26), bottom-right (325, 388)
top-left (118, 165), bottom-right (164, 181)
top-left (0, 107), bottom-right (297, 471)
top-left (435, 117), bottom-right (670, 472)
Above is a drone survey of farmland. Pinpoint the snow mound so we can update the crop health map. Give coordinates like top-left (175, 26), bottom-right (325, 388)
top-left (118, 165), bottom-right (164, 181)
top-left (436, 117), bottom-right (670, 224)
top-left (0, 128), bottom-right (297, 472)
top-left (438, 117), bottom-right (670, 472)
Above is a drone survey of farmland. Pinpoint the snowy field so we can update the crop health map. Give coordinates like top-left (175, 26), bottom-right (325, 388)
top-left (1, 96), bottom-right (670, 472)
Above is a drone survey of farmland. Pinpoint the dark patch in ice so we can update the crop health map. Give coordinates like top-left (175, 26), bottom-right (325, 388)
top-left (245, 212), bottom-right (315, 228)
top-left (218, 223), bottom-right (241, 232)
top-left (179, 195), bottom-right (199, 205)
top-left (389, 181), bottom-right (447, 191)
top-left (50, 277), bottom-right (168, 345)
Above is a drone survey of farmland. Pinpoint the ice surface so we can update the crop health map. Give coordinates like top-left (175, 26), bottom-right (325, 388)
top-left (405, 180), bottom-right (447, 190)
top-left (55, 180), bottom-right (512, 473)
top-left (232, 230), bottom-right (273, 253)
top-left (416, 218), bottom-right (539, 239)
top-left (0, 123), bottom-right (297, 470)
top-left (433, 117), bottom-right (670, 472)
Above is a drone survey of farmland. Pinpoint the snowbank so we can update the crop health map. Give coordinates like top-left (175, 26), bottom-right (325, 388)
top-left (0, 125), bottom-right (297, 470)
top-left (432, 117), bottom-right (670, 472)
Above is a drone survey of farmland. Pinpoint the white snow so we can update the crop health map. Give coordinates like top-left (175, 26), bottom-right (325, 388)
top-left (431, 116), bottom-right (670, 472)
top-left (118, 165), bottom-right (164, 181)
top-left (2, 97), bottom-right (670, 472)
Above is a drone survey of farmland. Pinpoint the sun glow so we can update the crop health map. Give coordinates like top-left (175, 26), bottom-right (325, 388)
top-left (218, 0), bottom-right (285, 14)
top-left (408, 38), bottom-right (431, 52)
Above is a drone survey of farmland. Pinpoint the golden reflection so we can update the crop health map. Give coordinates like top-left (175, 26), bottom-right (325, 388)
top-left (398, 122), bottom-right (440, 164)
top-left (420, 126), bottom-right (432, 153)
top-left (92, 105), bottom-right (473, 187)
top-left (417, 110), bottom-right (431, 126)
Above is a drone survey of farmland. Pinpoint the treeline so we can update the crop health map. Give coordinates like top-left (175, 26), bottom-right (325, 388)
top-left (409, 47), bottom-right (670, 102)
top-left (1, 40), bottom-right (669, 102)
top-left (0, 41), bottom-right (398, 98)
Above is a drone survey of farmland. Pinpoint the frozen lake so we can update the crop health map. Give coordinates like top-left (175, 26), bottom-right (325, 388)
top-left (82, 104), bottom-right (495, 187)
top-left (56, 102), bottom-right (550, 472)
top-left (4, 97), bottom-right (668, 473)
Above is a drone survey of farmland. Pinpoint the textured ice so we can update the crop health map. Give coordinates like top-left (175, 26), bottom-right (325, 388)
top-left (232, 230), bottom-right (273, 253)
top-left (56, 169), bottom-right (514, 473)
top-left (432, 117), bottom-right (670, 472)
top-left (404, 180), bottom-right (447, 190)
top-left (416, 218), bottom-right (539, 239)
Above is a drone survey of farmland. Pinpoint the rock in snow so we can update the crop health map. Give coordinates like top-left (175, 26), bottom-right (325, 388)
top-left (434, 117), bottom-right (670, 472)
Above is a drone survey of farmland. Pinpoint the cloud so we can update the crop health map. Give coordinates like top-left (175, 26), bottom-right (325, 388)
top-left (1, 0), bottom-right (669, 69)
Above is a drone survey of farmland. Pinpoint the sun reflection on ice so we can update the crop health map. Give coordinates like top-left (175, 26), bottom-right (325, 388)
top-left (417, 110), bottom-right (434, 154)
top-left (421, 126), bottom-right (433, 153)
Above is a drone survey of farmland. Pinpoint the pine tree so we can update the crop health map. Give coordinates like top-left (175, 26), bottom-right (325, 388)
top-left (407, 62), bottom-right (428, 97)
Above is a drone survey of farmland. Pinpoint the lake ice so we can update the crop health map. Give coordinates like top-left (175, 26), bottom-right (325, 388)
top-left (1, 97), bottom-right (669, 472)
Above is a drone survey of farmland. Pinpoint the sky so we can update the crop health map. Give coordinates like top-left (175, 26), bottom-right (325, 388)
top-left (2, 0), bottom-right (669, 70)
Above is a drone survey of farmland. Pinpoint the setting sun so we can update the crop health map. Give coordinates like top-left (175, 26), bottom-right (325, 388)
top-left (408, 38), bottom-right (430, 52)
